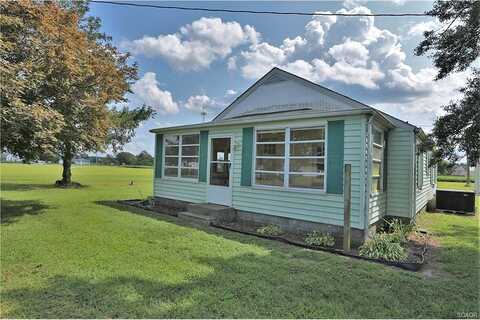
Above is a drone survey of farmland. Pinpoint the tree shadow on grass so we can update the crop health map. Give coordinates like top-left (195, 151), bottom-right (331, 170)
top-left (1, 183), bottom-right (57, 192)
top-left (0, 199), bottom-right (51, 225)
top-left (1, 249), bottom-right (479, 319)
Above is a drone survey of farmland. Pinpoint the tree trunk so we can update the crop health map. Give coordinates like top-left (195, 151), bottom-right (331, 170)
top-left (465, 158), bottom-right (471, 186)
top-left (61, 148), bottom-right (72, 184)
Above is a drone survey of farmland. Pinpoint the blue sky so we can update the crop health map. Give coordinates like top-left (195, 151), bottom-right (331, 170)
top-left (88, 1), bottom-right (469, 155)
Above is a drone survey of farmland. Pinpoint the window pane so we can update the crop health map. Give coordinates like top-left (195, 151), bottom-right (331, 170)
top-left (290, 158), bottom-right (324, 173)
top-left (257, 130), bottom-right (285, 142)
top-left (182, 145), bottom-right (198, 156)
top-left (290, 142), bottom-right (324, 156)
top-left (372, 161), bottom-right (381, 176)
top-left (165, 135), bottom-right (179, 145)
top-left (255, 172), bottom-right (284, 186)
top-left (181, 168), bottom-right (198, 179)
top-left (289, 174), bottom-right (324, 189)
top-left (182, 134), bottom-right (199, 145)
top-left (256, 158), bottom-right (284, 172)
top-left (165, 146), bottom-right (179, 156)
top-left (164, 157), bottom-right (178, 167)
top-left (291, 128), bottom-right (324, 141)
top-left (210, 163), bottom-right (230, 186)
top-left (373, 129), bottom-right (382, 145)
top-left (211, 138), bottom-right (231, 161)
top-left (181, 157), bottom-right (198, 168)
top-left (256, 144), bottom-right (285, 156)
top-left (373, 145), bottom-right (382, 160)
top-left (372, 177), bottom-right (381, 193)
top-left (165, 167), bottom-right (178, 177)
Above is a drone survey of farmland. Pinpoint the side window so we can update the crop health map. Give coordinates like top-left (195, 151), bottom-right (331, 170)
top-left (371, 128), bottom-right (383, 193)
top-left (416, 149), bottom-right (424, 189)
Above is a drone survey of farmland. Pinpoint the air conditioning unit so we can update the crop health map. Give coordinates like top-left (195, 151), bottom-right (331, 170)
top-left (436, 189), bottom-right (476, 214)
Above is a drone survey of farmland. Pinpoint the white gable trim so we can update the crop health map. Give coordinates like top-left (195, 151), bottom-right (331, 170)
top-left (213, 67), bottom-right (370, 121)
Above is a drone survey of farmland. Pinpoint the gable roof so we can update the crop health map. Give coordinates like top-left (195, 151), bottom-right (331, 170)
top-left (150, 67), bottom-right (419, 133)
top-left (214, 67), bottom-right (373, 121)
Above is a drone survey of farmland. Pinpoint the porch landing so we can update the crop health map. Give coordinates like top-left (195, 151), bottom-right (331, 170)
top-left (178, 203), bottom-right (236, 225)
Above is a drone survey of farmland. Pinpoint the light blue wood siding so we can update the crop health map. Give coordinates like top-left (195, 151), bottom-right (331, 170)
top-left (153, 116), bottom-right (368, 229)
top-left (232, 116), bottom-right (366, 229)
top-left (386, 128), bottom-right (414, 218)
top-left (154, 179), bottom-right (206, 203)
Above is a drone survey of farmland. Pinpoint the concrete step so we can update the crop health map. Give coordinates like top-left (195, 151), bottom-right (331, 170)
top-left (187, 203), bottom-right (235, 216)
top-left (177, 211), bottom-right (215, 225)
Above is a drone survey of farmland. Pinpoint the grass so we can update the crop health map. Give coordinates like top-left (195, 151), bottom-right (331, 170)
top-left (438, 181), bottom-right (475, 191)
top-left (1, 163), bottom-right (479, 318)
top-left (438, 175), bottom-right (475, 183)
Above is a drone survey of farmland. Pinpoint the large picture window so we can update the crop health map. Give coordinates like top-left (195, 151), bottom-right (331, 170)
top-left (254, 127), bottom-right (326, 190)
top-left (164, 133), bottom-right (199, 179)
top-left (371, 128), bottom-right (383, 193)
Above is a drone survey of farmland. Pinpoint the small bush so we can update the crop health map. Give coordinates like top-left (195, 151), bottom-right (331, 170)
top-left (256, 224), bottom-right (282, 236)
top-left (304, 231), bottom-right (335, 247)
top-left (384, 218), bottom-right (415, 244)
top-left (359, 233), bottom-right (407, 262)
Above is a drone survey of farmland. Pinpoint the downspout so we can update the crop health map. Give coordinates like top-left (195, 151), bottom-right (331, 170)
top-left (363, 115), bottom-right (373, 240)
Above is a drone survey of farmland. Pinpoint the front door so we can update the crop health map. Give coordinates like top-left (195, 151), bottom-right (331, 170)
top-left (207, 136), bottom-right (232, 206)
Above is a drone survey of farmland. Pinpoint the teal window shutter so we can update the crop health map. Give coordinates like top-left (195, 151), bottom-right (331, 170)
top-left (154, 134), bottom-right (163, 178)
top-left (241, 127), bottom-right (254, 186)
top-left (199, 130), bottom-right (209, 182)
top-left (326, 121), bottom-right (344, 194)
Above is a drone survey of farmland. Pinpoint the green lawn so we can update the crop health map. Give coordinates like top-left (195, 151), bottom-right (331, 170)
top-left (438, 180), bottom-right (476, 192)
top-left (1, 164), bottom-right (479, 318)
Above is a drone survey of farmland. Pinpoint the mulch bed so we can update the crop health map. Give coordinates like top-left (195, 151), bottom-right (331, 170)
top-left (117, 199), bottom-right (428, 272)
top-left (211, 220), bottom-right (428, 271)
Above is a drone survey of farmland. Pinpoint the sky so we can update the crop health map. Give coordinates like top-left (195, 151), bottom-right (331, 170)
top-left (87, 0), bottom-right (470, 155)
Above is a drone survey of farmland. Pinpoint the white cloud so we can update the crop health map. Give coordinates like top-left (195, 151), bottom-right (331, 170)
top-left (132, 72), bottom-right (179, 114)
top-left (239, 42), bottom-right (289, 79)
top-left (123, 17), bottom-right (259, 71)
top-left (184, 95), bottom-right (214, 112)
top-left (231, 3), bottom-right (455, 96)
top-left (408, 20), bottom-right (439, 37)
top-left (227, 56), bottom-right (237, 70)
top-left (225, 89), bottom-right (237, 96)
top-left (328, 39), bottom-right (369, 66)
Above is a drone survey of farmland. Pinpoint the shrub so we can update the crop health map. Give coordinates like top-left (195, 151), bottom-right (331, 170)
top-left (304, 231), bottom-right (335, 247)
top-left (256, 224), bottom-right (282, 236)
top-left (384, 218), bottom-right (415, 245)
top-left (359, 233), bottom-right (407, 262)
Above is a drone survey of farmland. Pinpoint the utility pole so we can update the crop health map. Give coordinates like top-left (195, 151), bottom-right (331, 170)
top-left (201, 105), bottom-right (206, 123)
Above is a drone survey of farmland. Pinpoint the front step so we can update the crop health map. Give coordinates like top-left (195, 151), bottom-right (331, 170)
top-left (178, 211), bottom-right (215, 225)
top-left (186, 203), bottom-right (236, 222)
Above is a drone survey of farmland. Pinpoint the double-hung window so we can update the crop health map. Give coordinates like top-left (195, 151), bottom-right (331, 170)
top-left (289, 127), bottom-right (325, 189)
top-left (371, 128), bottom-right (383, 193)
top-left (254, 126), bottom-right (326, 190)
top-left (255, 130), bottom-right (285, 187)
top-left (164, 134), bottom-right (199, 179)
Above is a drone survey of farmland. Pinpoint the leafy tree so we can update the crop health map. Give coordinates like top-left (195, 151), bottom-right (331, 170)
top-left (0, 1), bottom-right (153, 185)
top-left (136, 151), bottom-right (154, 166)
top-left (437, 159), bottom-right (454, 176)
top-left (415, 1), bottom-right (480, 80)
top-left (416, 1), bottom-right (479, 185)
top-left (431, 70), bottom-right (479, 185)
top-left (116, 152), bottom-right (137, 166)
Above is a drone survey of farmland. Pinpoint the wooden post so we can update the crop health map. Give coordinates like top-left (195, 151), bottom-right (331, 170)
top-left (343, 164), bottom-right (352, 252)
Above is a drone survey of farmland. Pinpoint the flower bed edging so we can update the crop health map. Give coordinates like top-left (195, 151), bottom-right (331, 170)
top-left (211, 223), bottom-right (426, 272)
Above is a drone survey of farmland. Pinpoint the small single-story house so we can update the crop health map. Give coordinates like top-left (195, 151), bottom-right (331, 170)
top-left (150, 67), bottom-right (436, 243)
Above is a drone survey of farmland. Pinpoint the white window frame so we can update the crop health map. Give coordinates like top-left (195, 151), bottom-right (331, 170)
top-left (163, 132), bottom-right (200, 181)
top-left (371, 126), bottom-right (384, 195)
top-left (252, 123), bottom-right (327, 193)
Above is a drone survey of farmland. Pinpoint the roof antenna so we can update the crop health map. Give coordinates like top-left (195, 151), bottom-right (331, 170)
top-left (201, 104), bottom-right (207, 122)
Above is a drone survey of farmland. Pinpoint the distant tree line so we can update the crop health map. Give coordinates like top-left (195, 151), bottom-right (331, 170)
top-left (99, 151), bottom-right (154, 166)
